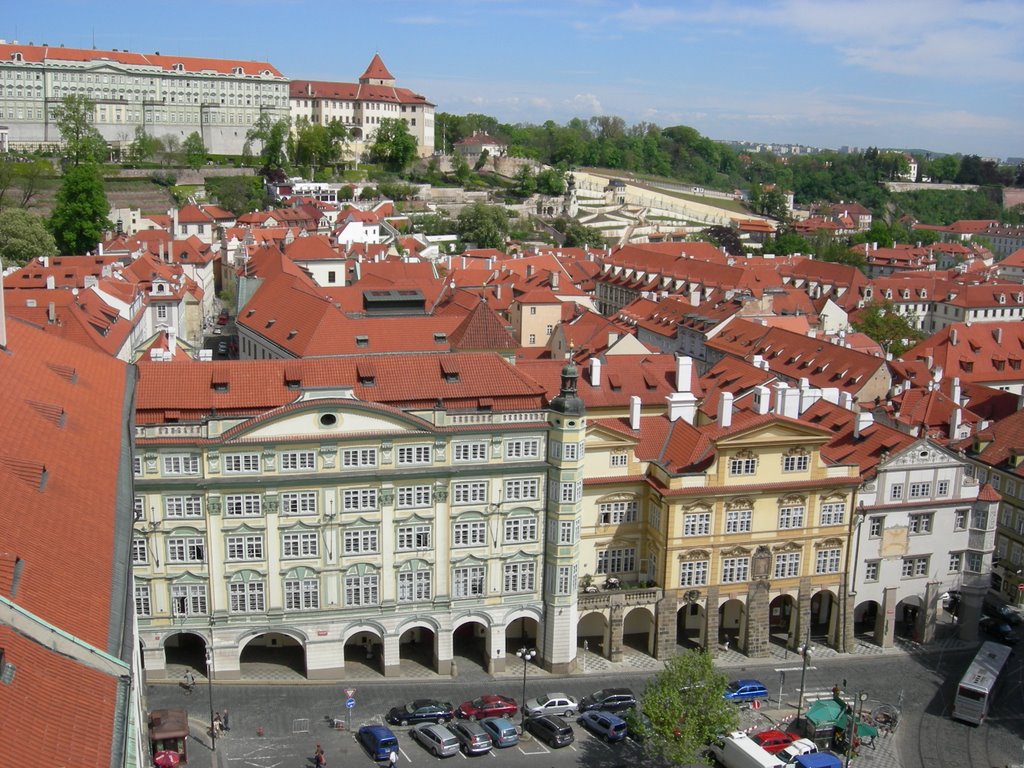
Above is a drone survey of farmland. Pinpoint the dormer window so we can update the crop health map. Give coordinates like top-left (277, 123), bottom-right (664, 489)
top-left (355, 335), bottom-right (369, 348)
top-left (172, 63), bottom-right (184, 72)
top-left (11, 52), bottom-right (23, 62)
top-left (433, 332), bottom-right (447, 344)
top-left (232, 66), bottom-right (243, 75)
top-left (998, 293), bottom-right (1007, 304)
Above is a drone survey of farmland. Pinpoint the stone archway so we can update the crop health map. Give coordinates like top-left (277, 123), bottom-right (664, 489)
top-left (677, 602), bottom-right (706, 649)
top-left (578, 611), bottom-right (610, 658)
top-left (161, 631), bottom-right (208, 677)
top-left (452, 620), bottom-right (489, 672)
top-left (239, 631), bottom-right (306, 679)
top-left (810, 590), bottom-right (839, 645)
top-left (895, 595), bottom-right (922, 641)
top-left (854, 599), bottom-right (882, 644)
top-left (718, 599), bottom-right (745, 649)
top-left (769, 594), bottom-right (798, 649)
top-left (505, 616), bottom-right (539, 652)
top-left (623, 607), bottom-right (656, 656)
top-left (344, 628), bottom-right (385, 677)
top-left (398, 623), bottom-right (437, 673)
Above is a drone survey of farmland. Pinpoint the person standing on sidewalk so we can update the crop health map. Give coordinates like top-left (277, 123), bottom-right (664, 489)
top-left (222, 708), bottom-right (230, 732)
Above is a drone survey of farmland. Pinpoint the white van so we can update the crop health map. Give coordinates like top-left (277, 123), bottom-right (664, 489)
top-left (710, 731), bottom-right (786, 768)
top-left (778, 738), bottom-right (818, 764)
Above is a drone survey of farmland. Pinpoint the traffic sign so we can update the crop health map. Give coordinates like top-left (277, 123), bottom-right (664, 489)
top-left (345, 698), bottom-right (356, 709)
top-left (1017, 584), bottom-right (1024, 592)
top-left (751, 699), bottom-right (761, 710)
top-left (344, 688), bottom-right (356, 697)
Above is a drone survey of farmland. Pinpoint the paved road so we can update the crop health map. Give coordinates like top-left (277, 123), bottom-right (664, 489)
top-left (147, 643), bottom-right (1024, 768)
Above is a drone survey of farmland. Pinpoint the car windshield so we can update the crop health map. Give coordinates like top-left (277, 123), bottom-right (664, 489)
top-left (726, 683), bottom-right (741, 692)
top-left (472, 698), bottom-right (485, 707)
top-left (591, 689), bottom-right (608, 698)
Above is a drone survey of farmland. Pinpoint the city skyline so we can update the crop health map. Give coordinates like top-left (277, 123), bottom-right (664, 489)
top-left (4, 0), bottom-right (1022, 159)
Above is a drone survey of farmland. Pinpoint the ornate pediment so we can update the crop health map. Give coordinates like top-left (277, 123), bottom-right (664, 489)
top-left (679, 549), bottom-right (711, 561)
top-left (725, 497), bottom-right (754, 511)
top-left (816, 537), bottom-right (845, 549)
top-left (720, 545), bottom-right (751, 558)
top-left (772, 541), bottom-right (803, 553)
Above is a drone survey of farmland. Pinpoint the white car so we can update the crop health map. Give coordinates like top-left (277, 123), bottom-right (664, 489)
top-left (523, 693), bottom-right (579, 718)
top-left (779, 738), bottom-right (818, 763)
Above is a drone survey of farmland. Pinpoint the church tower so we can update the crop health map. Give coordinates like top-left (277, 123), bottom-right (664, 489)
top-left (359, 53), bottom-right (396, 87)
top-left (542, 359), bottom-right (586, 672)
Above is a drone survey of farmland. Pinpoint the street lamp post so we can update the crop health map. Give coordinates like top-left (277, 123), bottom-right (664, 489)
top-left (205, 648), bottom-right (216, 752)
top-left (843, 691), bottom-right (869, 768)
top-left (516, 647), bottom-right (536, 726)
top-left (795, 643), bottom-right (812, 722)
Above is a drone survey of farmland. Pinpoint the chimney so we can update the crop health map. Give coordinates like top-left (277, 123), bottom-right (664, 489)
top-left (666, 390), bottom-right (698, 424)
top-left (46, 275), bottom-right (55, 290)
top-left (590, 358), bottom-right (602, 387)
top-left (607, 332), bottom-right (620, 348)
top-left (753, 385), bottom-right (771, 414)
top-left (719, 392), bottom-right (734, 428)
top-left (950, 328), bottom-right (958, 346)
top-left (773, 382), bottom-right (790, 415)
top-left (783, 387), bottom-right (801, 418)
top-left (949, 406), bottom-right (962, 437)
top-left (629, 395), bottom-right (641, 430)
top-left (98, 241), bottom-right (104, 256)
top-left (526, 264), bottom-right (534, 278)
top-left (167, 328), bottom-right (176, 355)
top-left (676, 356), bottom-right (693, 393)
top-left (551, 271), bottom-right (560, 290)
top-left (839, 391), bottom-right (854, 410)
top-left (952, 377), bottom-right (962, 405)
top-left (994, 327), bottom-right (1003, 344)
top-left (854, 410), bottom-right (874, 438)
top-left (752, 354), bottom-right (765, 369)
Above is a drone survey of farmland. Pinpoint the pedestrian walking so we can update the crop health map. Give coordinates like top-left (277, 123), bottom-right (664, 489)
top-left (183, 670), bottom-right (196, 694)
top-left (213, 712), bottom-right (223, 736)
top-left (314, 743), bottom-right (325, 767)
top-left (222, 708), bottom-right (230, 732)
top-left (389, 748), bottom-right (398, 766)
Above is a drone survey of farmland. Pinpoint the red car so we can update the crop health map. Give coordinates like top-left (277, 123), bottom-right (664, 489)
top-left (753, 729), bottom-right (798, 754)
top-left (216, 313), bottom-right (229, 325)
top-left (456, 695), bottom-right (518, 721)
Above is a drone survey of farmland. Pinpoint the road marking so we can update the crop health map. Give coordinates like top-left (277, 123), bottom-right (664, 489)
top-left (518, 742), bottom-right (549, 755)
top-left (775, 666), bottom-right (818, 672)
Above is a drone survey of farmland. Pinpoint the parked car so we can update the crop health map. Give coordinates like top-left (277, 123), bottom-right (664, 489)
top-left (778, 738), bottom-right (819, 763)
top-left (386, 699), bottom-right (455, 726)
top-left (578, 687), bottom-right (637, 713)
top-left (984, 599), bottom-right (1023, 625)
top-left (448, 720), bottom-right (493, 755)
top-left (723, 679), bottom-right (770, 703)
top-left (753, 729), bottom-right (798, 754)
top-left (217, 311), bottom-right (230, 325)
top-left (456, 694), bottom-right (518, 720)
top-left (216, 340), bottom-right (228, 355)
top-left (980, 615), bottom-right (1019, 645)
top-left (479, 717), bottom-right (519, 748)
top-left (523, 692), bottom-right (579, 718)
top-left (623, 708), bottom-right (652, 743)
top-left (411, 723), bottom-right (460, 757)
top-left (577, 710), bottom-right (628, 742)
top-left (524, 714), bottom-right (574, 748)
top-left (357, 725), bottom-right (399, 762)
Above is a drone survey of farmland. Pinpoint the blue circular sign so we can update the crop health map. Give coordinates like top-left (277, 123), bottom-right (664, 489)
top-left (345, 698), bottom-right (356, 709)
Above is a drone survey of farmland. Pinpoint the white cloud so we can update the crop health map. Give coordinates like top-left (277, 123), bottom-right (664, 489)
top-left (569, 93), bottom-right (603, 114)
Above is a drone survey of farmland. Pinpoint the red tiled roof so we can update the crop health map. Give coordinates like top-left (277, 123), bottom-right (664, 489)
top-left (361, 53), bottom-right (395, 81)
top-left (0, 42), bottom-right (283, 76)
top-left (448, 300), bottom-right (517, 351)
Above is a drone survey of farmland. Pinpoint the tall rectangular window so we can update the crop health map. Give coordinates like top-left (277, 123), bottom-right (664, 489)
top-left (225, 494), bottom-right (262, 517)
top-left (397, 524), bottom-right (432, 551)
top-left (504, 478), bottom-right (540, 501)
top-left (171, 584), bottom-right (208, 615)
top-left (599, 500), bottom-right (638, 524)
top-left (909, 513), bottom-right (934, 534)
top-left (229, 581), bottom-right (266, 612)
top-left (869, 516), bottom-right (884, 537)
top-left (226, 535), bottom-right (264, 561)
top-left (398, 571), bottom-right (432, 602)
top-left (453, 521), bottom-right (486, 546)
top-left (281, 491), bottom-right (317, 515)
top-left (453, 481), bottom-right (488, 505)
top-left (280, 450), bottom-right (316, 471)
top-left (132, 538), bottom-right (148, 565)
top-left (224, 453), bottom-right (261, 473)
top-left (683, 513), bottom-right (711, 536)
top-left (596, 547), bottom-right (636, 574)
top-left (558, 519), bottom-right (578, 544)
top-left (679, 560), bottom-right (709, 586)
top-left (948, 552), bottom-right (963, 573)
top-left (282, 532), bottom-right (318, 558)
top-left (725, 509), bottom-right (752, 533)
top-left (865, 561), bottom-right (879, 581)
top-left (890, 483), bottom-right (904, 501)
top-left (774, 552), bottom-right (801, 578)
top-left (345, 574), bottom-right (379, 606)
top-left (343, 529), bottom-right (378, 554)
top-left (284, 579), bottom-right (319, 610)
top-left (397, 485), bottom-right (432, 509)
top-left (722, 557), bottom-right (750, 583)
top-left (815, 548), bottom-right (842, 574)
top-left (167, 537), bottom-right (205, 563)
top-left (778, 505), bottom-right (805, 530)
top-left (134, 585), bottom-right (151, 616)
top-left (820, 502), bottom-right (846, 526)
top-left (396, 444), bottom-right (432, 465)
top-left (504, 516), bottom-right (537, 543)
top-left (453, 566), bottom-right (485, 598)
top-left (555, 565), bottom-right (577, 595)
top-left (342, 488), bottom-right (377, 512)
top-left (503, 562), bottom-right (536, 593)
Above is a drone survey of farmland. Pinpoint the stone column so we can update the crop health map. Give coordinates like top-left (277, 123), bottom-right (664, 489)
top-left (608, 599), bottom-right (625, 662)
top-left (143, 644), bottom-right (168, 683)
top-left (382, 633), bottom-right (401, 677)
top-left (838, 582), bottom-right (855, 653)
top-left (655, 589), bottom-right (679, 659)
top-left (958, 584), bottom-right (984, 642)
top-left (487, 624), bottom-right (507, 674)
top-left (879, 586), bottom-right (898, 648)
top-left (919, 581), bottom-right (940, 644)
top-left (436, 625), bottom-right (453, 676)
top-left (744, 580), bottom-right (771, 657)
top-left (796, 577), bottom-right (813, 646)
top-left (704, 586), bottom-right (721, 656)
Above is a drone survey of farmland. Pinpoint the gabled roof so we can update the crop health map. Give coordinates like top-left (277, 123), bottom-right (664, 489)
top-left (0, 42), bottom-right (283, 76)
top-left (902, 321), bottom-right (1024, 385)
top-left (360, 53), bottom-right (395, 81)
top-left (448, 299), bottom-right (517, 351)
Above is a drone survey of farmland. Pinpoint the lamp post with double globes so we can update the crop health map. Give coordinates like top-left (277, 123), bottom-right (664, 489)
top-left (205, 648), bottom-right (216, 752)
top-left (516, 647), bottom-right (536, 726)
top-left (795, 642), bottom-right (812, 722)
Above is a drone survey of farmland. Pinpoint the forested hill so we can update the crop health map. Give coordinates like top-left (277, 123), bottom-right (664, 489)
top-left (434, 113), bottom-right (1023, 224)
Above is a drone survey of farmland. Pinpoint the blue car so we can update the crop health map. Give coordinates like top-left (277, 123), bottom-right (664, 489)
top-left (578, 710), bottom-right (628, 742)
top-left (479, 717), bottom-right (519, 748)
top-left (723, 679), bottom-right (769, 703)
top-left (358, 725), bottom-right (399, 762)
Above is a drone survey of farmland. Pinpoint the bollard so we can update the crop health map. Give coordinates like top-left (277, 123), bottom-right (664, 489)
top-left (256, 726), bottom-right (264, 737)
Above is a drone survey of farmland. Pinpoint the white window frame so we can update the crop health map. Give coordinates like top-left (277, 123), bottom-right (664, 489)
top-left (282, 531), bottom-right (319, 558)
top-left (280, 450), bottom-right (316, 471)
top-left (225, 494), bottom-right (262, 517)
top-left (948, 552), bottom-right (963, 573)
top-left (782, 454), bottom-right (809, 472)
top-left (224, 453), bottom-right (261, 474)
top-left (397, 524), bottom-right (432, 551)
top-left (599, 500), bottom-right (638, 525)
top-left (504, 516), bottom-right (538, 543)
top-left (342, 488), bottom-right (377, 512)
top-left (503, 562), bottom-right (536, 593)
top-left (504, 438), bottom-right (541, 460)
top-left (398, 570), bottom-right (432, 602)
top-left (729, 456), bottom-right (757, 476)
top-left (454, 441), bottom-right (488, 463)
top-left (132, 538), bottom-right (148, 564)
top-left (453, 481), bottom-right (488, 505)
top-left (864, 561), bottom-right (880, 582)
top-left (778, 505), bottom-right (805, 530)
top-left (722, 556), bottom-right (750, 583)
top-left (396, 444), bottom-right (432, 466)
top-left (504, 477), bottom-right (540, 502)
top-left (229, 580), bottom-right (266, 613)
top-left (909, 482), bottom-right (931, 499)
top-left (679, 560), bottom-right (709, 586)
top-left (281, 491), bottom-right (318, 515)
top-left (226, 534), bottom-right (264, 561)
top-left (345, 574), bottom-right (379, 606)
top-left (171, 583), bottom-right (207, 616)
top-left (890, 483), bottom-right (904, 501)
top-left (284, 578), bottom-right (319, 610)
top-left (343, 528), bottom-right (379, 554)
top-left (342, 447), bottom-right (379, 468)
top-left (134, 584), bottom-right (151, 616)
top-left (683, 512), bottom-right (711, 536)
top-left (453, 521), bottom-right (486, 546)
top-left (397, 484), bottom-right (432, 509)
top-left (909, 513), bottom-right (934, 535)
top-left (162, 454), bottom-right (200, 475)
top-left (820, 502), bottom-right (846, 526)
top-left (774, 552), bottom-right (801, 578)
top-left (610, 452), bottom-right (628, 467)
top-left (453, 566), bottom-right (485, 598)
top-left (165, 495), bottom-right (203, 519)
top-left (725, 508), bottom-right (752, 534)
top-left (596, 547), bottom-right (636, 574)
top-left (167, 536), bottom-right (205, 563)
top-left (815, 548), bottom-right (842, 574)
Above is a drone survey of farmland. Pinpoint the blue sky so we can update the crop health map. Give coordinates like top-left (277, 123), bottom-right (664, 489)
top-left (7, 0), bottom-right (1023, 158)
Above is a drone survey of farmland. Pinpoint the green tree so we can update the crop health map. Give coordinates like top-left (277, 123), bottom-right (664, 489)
top-left (749, 184), bottom-right (790, 221)
top-left (127, 126), bottom-right (161, 164)
top-left (205, 176), bottom-right (267, 215)
top-left (513, 165), bottom-right (537, 197)
top-left (0, 208), bottom-right (59, 266)
top-left (294, 117), bottom-right (349, 173)
top-left (852, 299), bottom-right (924, 356)
top-left (53, 94), bottom-right (108, 166)
top-left (457, 202), bottom-right (509, 249)
top-left (536, 167), bottom-right (566, 196)
top-left (49, 163), bottom-right (110, 255)
top-left (635, 650), bottom-right (738, 766)
top-left (159, 134), bottom-right (182, 167)
top-left (244, 114), bottom-right (291, 170)
top-left (764, 229), bottom-right (810, 256)
top-left (183, 132), bottom-right (207, 170)
top-left (699, 225), bottom-right (744, 254)
top-left (338, 185), bottom-right (355, 202)
top-left (0, 160), bottom-right (14, 209)
top-left (453, 155), bottom-right (472, 186)
top-left (555, 217), bottom-right (605, 248)
top-left (369, 118), bottom-right (418, 172)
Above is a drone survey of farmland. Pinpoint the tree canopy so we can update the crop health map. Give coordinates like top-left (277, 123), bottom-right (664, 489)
top-left (0, 208), bottom-right (59, 266)
top-left (369, 118), bottom-right (419, 172)
top-left (53, 95), bottom-right (108, 166)
top-left (853, 299), bottom-right (925, 356)
top-left (553, 216), bottom-right (605, 248)
top-left (244, 114), bottom-right (291, 170)
top-left (205, 176), bottom-right (267, 215)
top-left (183, 132), bottom-right (207, 170)
top-left (457, 202), bottom-right (509, 249)
top-left (293, 117), bottom-right (349, 172)
top-left (127, 127), bottom-right (162, 165)
top-left (49, 163), bottom-right (110, 255)
top-left (634, 650), bottom-right (738, 766)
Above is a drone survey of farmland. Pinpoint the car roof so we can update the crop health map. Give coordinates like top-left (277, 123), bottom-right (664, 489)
top-left (732, 679), bottom-right (764, 687)
top-left (362, 725), bottom-right (392, 736)
top-left (590, 711), bottom-right (626, 723)
top-left (482, 716), bottom-right (514, 727)
top-left (756, 729), bottom-right (788, 738)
